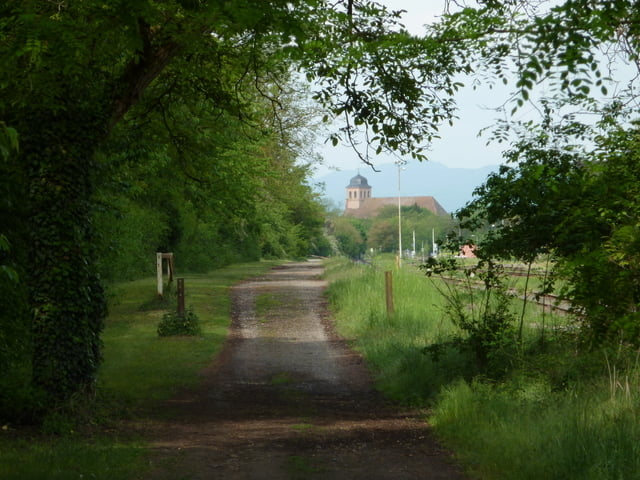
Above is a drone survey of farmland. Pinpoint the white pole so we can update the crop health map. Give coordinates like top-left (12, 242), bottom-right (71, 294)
top-left (397, 162), bottom-right (403, 267)
top-left (412, 230), bottom-right (416, 257)
top-left (432, 228), bottom-right (437, 258)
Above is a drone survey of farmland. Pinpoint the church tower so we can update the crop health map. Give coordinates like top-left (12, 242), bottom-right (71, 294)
top-left (345, 174), bottom-right (371, 210)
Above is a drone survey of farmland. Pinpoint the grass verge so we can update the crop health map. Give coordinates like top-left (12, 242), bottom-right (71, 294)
top-left (325, 255), bottom-right (640, 479)
top-left (0, 260), bottom-right (280, 480)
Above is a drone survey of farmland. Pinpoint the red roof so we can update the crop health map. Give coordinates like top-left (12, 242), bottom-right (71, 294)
top-left (344, 196), bottom-right (448, 218)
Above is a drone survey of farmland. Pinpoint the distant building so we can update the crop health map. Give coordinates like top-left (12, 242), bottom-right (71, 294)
top-left (345, 173), bottom-right (372, 210)
top-left (344, 174), bottom-right (447, 218)
top-left (460, 244), bottom-right (477, 258)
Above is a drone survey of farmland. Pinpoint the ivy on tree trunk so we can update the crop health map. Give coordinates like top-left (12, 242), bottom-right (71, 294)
top-left (21, 108), bottom-right (107, 403)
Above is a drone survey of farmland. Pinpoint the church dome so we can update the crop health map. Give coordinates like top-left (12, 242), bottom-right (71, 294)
top-left (347, 174), bottom-right (370, 188)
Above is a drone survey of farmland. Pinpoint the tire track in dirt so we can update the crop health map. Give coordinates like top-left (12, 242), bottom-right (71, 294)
top-left (139, 260), bottom-right (466, 480)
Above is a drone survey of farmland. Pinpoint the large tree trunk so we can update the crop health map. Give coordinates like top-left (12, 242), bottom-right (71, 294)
top-left (21, 109), bottom-right (107, 404)
top-left (16, 19), bottom-right (181, 407)
top-left (15, 31), bottom-right (181, 406)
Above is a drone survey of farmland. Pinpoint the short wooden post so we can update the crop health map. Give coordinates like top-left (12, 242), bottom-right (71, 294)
top-left (156, 252), bottom-right (163, 298)
top-left (177, 278), bottom-right (185, 317)
top-left (385, 270), bottom-right (394, 315)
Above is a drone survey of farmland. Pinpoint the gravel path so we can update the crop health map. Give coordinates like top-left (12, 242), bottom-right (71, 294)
top-left (139, 260), bottom-right (467, 479)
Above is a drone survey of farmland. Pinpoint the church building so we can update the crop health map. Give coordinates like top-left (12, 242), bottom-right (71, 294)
top-left (344, 174), bottom-right (447, 218)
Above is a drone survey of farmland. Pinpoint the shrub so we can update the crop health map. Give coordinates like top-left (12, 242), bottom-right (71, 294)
top-left (420, 257), bottom-right (518, 376)
top-left (157, 307), bottom-right (201, 337)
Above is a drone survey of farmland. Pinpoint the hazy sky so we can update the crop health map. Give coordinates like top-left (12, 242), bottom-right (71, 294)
top-left (315, 0), bottom-right (511, 176)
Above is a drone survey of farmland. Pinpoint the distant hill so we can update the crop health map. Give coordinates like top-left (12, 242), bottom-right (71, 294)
top-left (311, 161), bottom-right (498, 214)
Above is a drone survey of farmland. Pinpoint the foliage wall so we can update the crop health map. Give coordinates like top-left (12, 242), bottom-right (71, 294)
top-left (91, 80), bottom-right (329, 282)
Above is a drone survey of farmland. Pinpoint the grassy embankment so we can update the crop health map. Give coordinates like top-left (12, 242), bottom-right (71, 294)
top-left (0, 260), bottom-right (279, 480)
top-left (325, 255), bottom-right (640, 479)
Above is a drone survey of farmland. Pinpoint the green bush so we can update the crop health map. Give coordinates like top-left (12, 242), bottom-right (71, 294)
top-left (420, 257), bottom-right (519, 376)
top-left (157, 306), bottom-right (201, 337)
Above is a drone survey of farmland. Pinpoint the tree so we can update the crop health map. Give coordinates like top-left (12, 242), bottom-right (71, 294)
top-left (0, 122), bottom-right (31, 420)
top-left (368, 219), bottom-right (396, 252)
top-left (1, 1), bottom-right (467, 407)
top-left (559, 121), bottom-right (640, 344)
top-left (458, 111), bottom-right (591, 262)
top-left (432, 1), bottom-right (640, 107)
top-left (95, 72), bottom-right (327, 276)
top-left (331, 217), bottom-right (366, 259)
top-left (428, 1), bottom-right (640, 345)
top-left (458, 113), bottom-right (640, 345)
top-left (0, 122), bottom-right (20, 282)
top-left (366, 205), bottom-right (453, 255)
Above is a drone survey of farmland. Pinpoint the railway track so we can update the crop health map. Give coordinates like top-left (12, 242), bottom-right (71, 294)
top-left (366, 258), bottom-right (573, 315)
top-left (435, 274), bottom-right (572, 315)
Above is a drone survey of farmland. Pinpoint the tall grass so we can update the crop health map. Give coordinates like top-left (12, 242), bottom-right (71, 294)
top-left (325, 255), bottom-right (640, 479)
top-left (433, 372), bottom-right (640, 479)
top-left (1, 260), bottom-right (279, 480)
top-left (325, 255), bottom-right (564, 402)
top-left (325, 256), bottom-right (462, 402)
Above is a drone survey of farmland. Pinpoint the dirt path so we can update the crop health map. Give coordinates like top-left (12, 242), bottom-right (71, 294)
top-left (139, 260), bottom-right (466, 479)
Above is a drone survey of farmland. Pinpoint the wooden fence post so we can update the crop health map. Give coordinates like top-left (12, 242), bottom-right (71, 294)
top-left (177, 278), bottom-right (185, 317)
top-left (385, 270), bottom-right (394, 315)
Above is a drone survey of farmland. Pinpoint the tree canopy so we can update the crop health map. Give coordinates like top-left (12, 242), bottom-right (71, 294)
top-left (0, 0), bottom-right (470, 413)
top-left (439, 1), bottom-right (640, 345)
top-left (5, 0), bottom-right (640, 416)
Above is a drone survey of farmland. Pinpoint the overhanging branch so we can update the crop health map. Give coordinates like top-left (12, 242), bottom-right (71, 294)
top-left (109, 18), bottom-right (181, 131)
